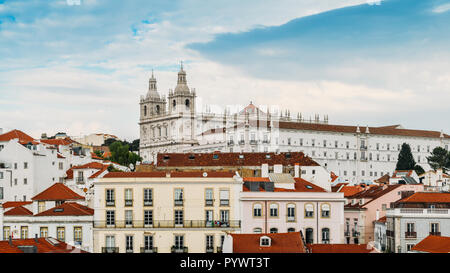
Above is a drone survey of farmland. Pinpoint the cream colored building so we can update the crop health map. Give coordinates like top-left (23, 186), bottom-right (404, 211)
top-left (93, 171), bottom-right (242, 253)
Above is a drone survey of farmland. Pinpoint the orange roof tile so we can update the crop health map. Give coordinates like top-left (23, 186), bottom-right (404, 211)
top-left (3, 206), bottom-right (33, 216)
top-left (32, 183), bottom-right (84, 201)
top-left (411, 235), bottom-right (450, 253)
top-left (40, 138), bottom-right (74, 146)
top-left (35, 202), bottom-right (93, 217)
top-left (2, 201), bottom-right (32, 209)
top-left (231, 232), bottom-right (306, 253)
top-left (397, 192), bottom-right (450, 203)
top-left (72, 162), bottom-right (105, 170)
top-left (308, 244), bottom-right (377, 253)
top-left (103, 171), bottom-right (235, 178)
top-left (0, 129), bottom-right (34, 143)
top-left (0, 238), bottom-right (88, 253)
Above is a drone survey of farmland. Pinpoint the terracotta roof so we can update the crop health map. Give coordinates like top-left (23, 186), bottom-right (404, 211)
top-left (0, 238), bottom-right (88, 253)
top-left (243, 177), bottom-right (271, 182)
top-left (2, 201), bottom-right (32, 209)
top-left (35, 202), bottom-right (93, 217)
top-left (91, 152), bottom-right (103, 160)
top-left (72, 162), bottom-right (105, 170)
top-left (338, 185), bottom-right (366, 197)
top-left (330, 172), bottom-right (338, 183)
top-left (375, 216), bottom-right (387, 223)
top-left (411, 235), bottom-right (450, 253)
top-left (156, 152), bottom-right (319, 167)
top-left (308, 244), bottom-right (377, 253)
top-left (374, 174), bottom-right (390, 184)
top-left (40, 138), bottom-right (74, 146)
top-left (396, 192), bottom-right (450, 203)
top-left (242, 177), bottom-right (326, 193)
top-left (3, 206), bottom-right (33, 216)
top-left (103, 171), bottom-right (235, 178)
top-left (57, 153), bottom-right (65, 159)
top-left (65, 168), bottom-right (73, 179)
top-left (32, 183), bottom-right (85, 201)
top-left (346, 185), bottom-right (402, 208)
top-left (231, 232), bottom-right (306, 253)
top-left (0, 129), bottom-right (34, 143)
top-left (89, 165), bottom-right (109, 179)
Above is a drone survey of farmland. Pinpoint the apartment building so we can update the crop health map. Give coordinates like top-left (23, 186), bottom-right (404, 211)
top-left (93, 171), bottom-right (242, 253)
top-left (386, 192), bottom-right (450, 253)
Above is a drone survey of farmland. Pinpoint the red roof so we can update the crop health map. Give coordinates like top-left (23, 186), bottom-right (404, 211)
top-left (308, 244), bottom-right (377, 253)
top-left (103, 171), bottom-right (235, 178)
top-left (375, 216), bottom-right (387, 223)
top-left (391, 170), bottom-right (414, 179)
top-left (0, 129), bottom-right (34, 143)
top-left (72, 162), bottom-right (105, 170)
top-left (411, 235), bottom-right (450, 253)
top-left (40, 138), bottom-right (74, 146)
top-left (3, 206), bottom-right (33, 216)
top-left (91, 152), bottom-right (103, 160)
top-left (397, 192), bottom-right (450, 203)
top-left (35, 202), bottom-right (94, 217)
top-left (156, 152), bottom-right (319, 167)
top-left (0, 238), bottom-right (88, 253)
top-left (243, 177), bottom-right (271, 182)
top-left (2, 201), bottom-right (32, 209)
top-left (242, 177), bottom-right (326, 192)
top-left (231, 232), bottom-right (306, 253)
top-left (89, 164), bottom-right (109, 179)
top-left (32, 183), bottom-right (85, 201)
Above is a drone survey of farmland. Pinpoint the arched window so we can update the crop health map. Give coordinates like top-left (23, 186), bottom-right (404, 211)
top-left (156, 105), bottom-right (160, 114)
top-left (321, 203), bottom-right (330, 218)
top-left (269, 203), bottom-right (278, 217)
top-left (253, 203), bottom-right (262, 217)
top-left (287, 228), bottom-right (295, 233)
top-left (144, 105), bottom-right (147, 116)
top-left (270, 228), bottom-right (278, 233)
top-left (322, 228), bottom-right (330, 244)
top-left (287, 204), bottom-right (296, 222)
top-left (158, 127), bottom-right (161, 137)
top-left (173, 100), bottom-right (176, 108)
top-left (253, 227), bottom-right (262, 234)
top-left (185, 99), bottom-right (190, 109)
top-left (305, 203), bottom-right (314, 218)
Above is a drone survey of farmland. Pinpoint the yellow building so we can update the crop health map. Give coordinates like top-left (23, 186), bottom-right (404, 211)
top-left (93, 171), bottom-right (242, 253)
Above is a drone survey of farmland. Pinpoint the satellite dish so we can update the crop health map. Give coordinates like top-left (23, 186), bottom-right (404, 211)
top-left (129, 163), bottom-right (134, 170)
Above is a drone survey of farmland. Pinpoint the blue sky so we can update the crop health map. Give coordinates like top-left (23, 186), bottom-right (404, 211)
top-left (1, 0), bottom-right (450, 140)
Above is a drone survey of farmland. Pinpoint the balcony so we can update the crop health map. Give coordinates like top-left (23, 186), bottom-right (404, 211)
top-left (140, 247), bottom-right (158, 253)
top-left (206, 246), bottom-right (214, 253)
top-left (124, 199), bottom-right (133, 207)
top-left (344, 231), bottom-right (350, 237)
top-left (287, 216), bottom-right (295, 222)
top-left (171, 246), bottom-right (188, 253)
top-left (125, 248), bottom-right (134, 253)
top-left (238, 140), bottom-right (245, 145)
top-left (360, 145), bottom-right (368, 150)
top-left (262, 140), bottom-right (270, 144)
top-left (93, 220), bottom-right (241, 229)
top-left (205, 199), bottom-right (214, 206)
top-left (429, 232), bottom-right (441, 236)
top-left (249, 140), bottom-right (257, 145)
top-left (216, 246), bottom-right (223, 253)
top-left (102, 247), bottom-right (119, 253)
top-left (76, 177), bottom-right (85, 184)
top-left (405, 231), bottom-right (417, 239)
top-left (105, 200), bottom-right (115, 207)
top-left (144, 199), bottom-right (153, 206)
top-left (220, 199), bottom-right (229, 206)
top-left (174, 199), bottom-right (184, 206)
top-left (227, 140), bottom-right (234, 146)
top-left (360, 157), bottom-right (368, 162)
top-left (352, 231), bottom-right (360, 237)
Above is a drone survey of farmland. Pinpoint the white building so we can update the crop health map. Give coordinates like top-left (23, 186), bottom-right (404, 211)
top-left (0, 183), bottom-right (94, 252)
top-left (138, 68), bottom-right (450, 184)
top-left (72, 133), bottom-right (119, 146)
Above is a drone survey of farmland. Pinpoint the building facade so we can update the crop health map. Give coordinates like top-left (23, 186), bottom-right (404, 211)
top-left (93, 171), bottom-right (242, 253)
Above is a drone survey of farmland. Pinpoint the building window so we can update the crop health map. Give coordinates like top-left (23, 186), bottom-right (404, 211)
top-left (124, 189), bottom-right (133, 206)
top-left (23, 162), bottom-right (28, 169)
top-left (269, 203), bottom-right (278, 217)
top-left (106, 189), bottom-right (115, 206)
top-left (57, 227), bottom-right (65, 242)
top-left (38, 201), bottom-right (46, 213)
top-left (253, 228), bottom-right (262, 233)
top-left (20, 226), bottom-right (28, 239)
top-left (321, 228), bottom-right (330, 243)
top-left (40, 227), bottom-right (48, 238)
top-left (3, 226), bottom-right (10, 241)
top-left (305, 204), bottom-right (314, 218)
top-left (220, 210), bottom-right (229, 224)
top-left (175, 210), bottom-right (183, 225)
top-left (126, 235), bottom-right (134, 253)
top-left (270, 228), bottom-right (278, 233)
top-left (205, 188), bottom-right (214, 206)
top-left (260, 236), bottom-right (271, 246)
top-left (288, 228), bottom-right (295, 232)
top-left (59, 162), bottom-right (63, 170)
top-left (106, 210), bottom-right (115, 226)
top-left (253, 203), bottom-right (262, 217)
top-left (406, 244), bottom-right (414, 252)
top-left (74, 227), bottom-right (82, 245)
top-left (125, 210), bottom-right (133, 226)
top-left (287, 204), bottom-right (295, 222)
top-left (219, 189), bottom-right (230, 206)
top-left (144, 235), bottom-right (154, 251)
top-left (144, 210), bottom-right (153, 226)
top-left (105, 235), bottom-right (116, 252)
top-left (174, 235), bottom-right (184, 249)
top-left (430, 223), bottom-right (440, 234)
top-left (206, 235), bottom-right (214, 252)
top-left (174, 188), bottom-right (183, 206)
top-left (321, 203), bottom-right (330, 218)
top-left (144, 188), bottom-right (153, 206)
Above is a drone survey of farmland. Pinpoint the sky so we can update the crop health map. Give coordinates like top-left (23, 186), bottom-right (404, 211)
top-left (0, 0), bottom-right (449, 141)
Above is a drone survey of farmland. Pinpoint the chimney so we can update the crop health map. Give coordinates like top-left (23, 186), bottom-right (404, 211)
top-left (375, 210), bottom-right (380, 221)
top-left (294, 163), bottom-right (300, 178)
top-left (261, 164), bottom-right (269, 178)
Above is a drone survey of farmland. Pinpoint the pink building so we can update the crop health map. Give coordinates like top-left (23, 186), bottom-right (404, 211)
top-left (342, 183), bottom-right (424, 244)
top-left (240, 174), bottom-right (345, 244)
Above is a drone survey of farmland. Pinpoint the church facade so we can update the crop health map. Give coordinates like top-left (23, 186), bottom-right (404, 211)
top-left (139, 66), bottom-right (450, 184)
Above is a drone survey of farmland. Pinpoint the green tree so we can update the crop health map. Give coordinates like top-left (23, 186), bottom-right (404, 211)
top-left (427, 147), bottom-right (450, 172)
top-left (130, 139), bottom-right (140, 152)
top-left (396, 143), bottom-right (416, 170)
top-left (108, 141), bottom-right (142, 170)
top-left (103, 138), bottom-right (118, 147)
top-left (94, 150), bottom-right (103, 158)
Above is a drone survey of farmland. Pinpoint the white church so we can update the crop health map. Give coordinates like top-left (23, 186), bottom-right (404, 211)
top-left (139, 65), bottom-right (450, 184)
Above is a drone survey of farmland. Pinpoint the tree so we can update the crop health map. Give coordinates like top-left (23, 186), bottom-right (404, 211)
top-left (396, 143), bottom-right (416, 170)
top-left (94, 150), bottom-right (103, 158)
top-left (108, 141), bottom-right (142, 170)
top-left (130, 139), bottom-right (140, 152)
top-left (427, 147), bottom-right (450, 172)
top-left (103, 138), bottom-right (118, 147)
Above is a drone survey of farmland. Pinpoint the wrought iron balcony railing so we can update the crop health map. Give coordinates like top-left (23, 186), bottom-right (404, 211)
top-left (171, 246), bottom-right (188, 253)
top-left (140, 247), bottom-right (158, 253)
top-left (124, 199), bottom-right (133, 206)
top-left (174, 199), bottom-right (184, 206)
top-left (102, 247), bottom-right (119, 253)
top-left (144, 199), bottom-right (153, 206)
top-left (94, 220), bottom-right (241, 229)
top-left (205, 199), bottom-right (214, 206)
top-left (105, 200), bottom-right (115, 207)
top-left (405, 231), bottom-right (417, 239)
top-left (206, 246), bottom-right (214, 253)
top-left (76, 177), bottom-right (85, 184)
top-left (220, 199), bottom-right (229, 206)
